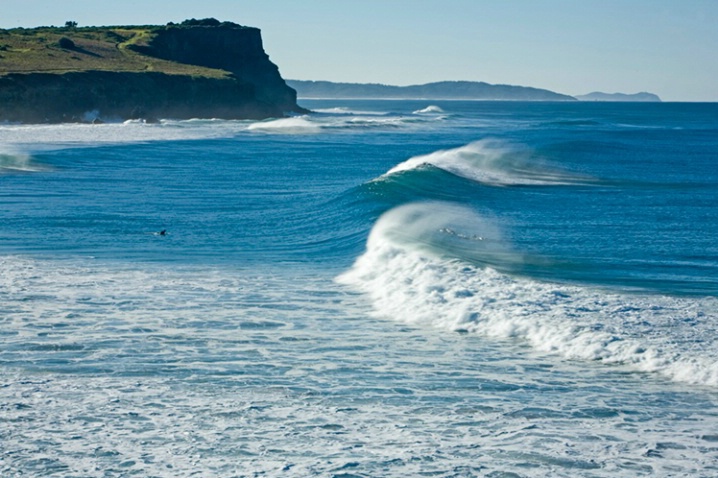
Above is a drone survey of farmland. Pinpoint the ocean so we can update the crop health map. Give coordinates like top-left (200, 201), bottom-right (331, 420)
top-left (1, 100), bottom-right (717, 477)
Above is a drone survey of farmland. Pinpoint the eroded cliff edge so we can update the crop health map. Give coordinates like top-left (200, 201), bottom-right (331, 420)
top-left (0, 19), bottom-right (304, 123)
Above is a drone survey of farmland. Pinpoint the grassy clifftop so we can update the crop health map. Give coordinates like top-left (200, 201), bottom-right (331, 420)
top-left (0, 22), bottom-right (233, 78)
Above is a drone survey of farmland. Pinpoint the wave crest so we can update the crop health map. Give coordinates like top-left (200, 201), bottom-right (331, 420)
top-left (413, 105), bottom-right (445, 114)
top-left (384, 139), bottom-right (591, 186)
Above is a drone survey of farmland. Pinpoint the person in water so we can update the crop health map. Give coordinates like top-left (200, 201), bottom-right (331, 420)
top-left (159, 229), bottom-right (166, 236)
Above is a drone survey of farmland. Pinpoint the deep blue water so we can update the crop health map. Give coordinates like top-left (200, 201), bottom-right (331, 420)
top-left (1, 101), bottom-right (717, 476)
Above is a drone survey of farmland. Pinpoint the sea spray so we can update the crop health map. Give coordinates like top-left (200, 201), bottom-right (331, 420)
top-left (0, 152), bottom-right (51, 173)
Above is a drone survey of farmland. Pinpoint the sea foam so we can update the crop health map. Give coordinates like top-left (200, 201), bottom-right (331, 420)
top-left (338, 202), bottom-right (718, 386)
top-left (0, 119), bottom-right (248, 151)
top-left (247, 116), bottom-right (322, 134)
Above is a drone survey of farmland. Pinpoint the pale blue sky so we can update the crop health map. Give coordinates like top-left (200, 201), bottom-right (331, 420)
top-left (2, 0), bottom-right (716, 101)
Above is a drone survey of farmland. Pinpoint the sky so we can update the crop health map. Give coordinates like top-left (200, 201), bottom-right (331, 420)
top-left (2, 0), bottom-right (716, 101)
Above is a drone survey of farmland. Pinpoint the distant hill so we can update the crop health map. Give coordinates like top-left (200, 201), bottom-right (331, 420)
top-left (287, 80), bottom-right (576, 101)
top-left (575, 92), bottom-right (661, 102)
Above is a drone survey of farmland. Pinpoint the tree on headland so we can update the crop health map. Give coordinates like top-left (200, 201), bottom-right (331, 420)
top-left (65, 21), bottom-right (78, 28)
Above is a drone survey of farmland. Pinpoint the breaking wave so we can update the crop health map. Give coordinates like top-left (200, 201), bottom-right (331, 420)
top-left (383, 139), bottom-right (594, 186)
top-left (413, 105), bottom-right (445, 114)
top-left (338, 202), bottom-right (718, 387)
top-left (247, 116), bottom-right (323, 134)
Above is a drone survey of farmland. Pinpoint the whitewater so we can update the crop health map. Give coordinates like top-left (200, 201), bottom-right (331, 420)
top-left (1, 100), bottom-right (717, 477)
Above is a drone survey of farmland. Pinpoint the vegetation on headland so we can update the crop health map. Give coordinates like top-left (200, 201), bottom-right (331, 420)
top-left (0, 20), bottom-right (240, 78)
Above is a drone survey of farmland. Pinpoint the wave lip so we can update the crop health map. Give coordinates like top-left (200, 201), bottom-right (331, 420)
top-left (339, 202), bottom-right (718, 387)
top-left (383, 139), bottom-right (591, 187)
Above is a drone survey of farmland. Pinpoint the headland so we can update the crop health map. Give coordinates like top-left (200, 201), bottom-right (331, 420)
top-left (0, 18), bottom-right (305, 123)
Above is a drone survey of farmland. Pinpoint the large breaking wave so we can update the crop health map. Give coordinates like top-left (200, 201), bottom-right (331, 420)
top-left (338, 202), bottom-right (718, 387)
top-left (383, 139), bottom-right (594, 187)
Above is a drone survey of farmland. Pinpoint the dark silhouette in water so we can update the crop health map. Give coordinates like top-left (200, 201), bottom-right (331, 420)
top-left (159, 229), bottom-right (166, 236)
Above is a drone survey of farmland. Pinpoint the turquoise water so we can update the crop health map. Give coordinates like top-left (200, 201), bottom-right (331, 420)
top-left (1, 101), bottom-right (717, 476)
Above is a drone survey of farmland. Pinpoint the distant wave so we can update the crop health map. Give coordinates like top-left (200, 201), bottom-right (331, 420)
top-left (312, 106), bottom-right (391, 116)
top-left (0, 120), bottom-right (249, 151)
top-left (382, 140), bottom-right (593, 187)
top-left (338, 202), bottom-right (718, 386)
top-left (247, 113), bottom-right (440, 134)
top-left (413, 105), bottom-right (445, 114)
top-left (247, 116), bottom-right (323, 134)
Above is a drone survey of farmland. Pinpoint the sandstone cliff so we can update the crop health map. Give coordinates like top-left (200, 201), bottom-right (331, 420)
top-left (0, 19), bottom-right (303, 123)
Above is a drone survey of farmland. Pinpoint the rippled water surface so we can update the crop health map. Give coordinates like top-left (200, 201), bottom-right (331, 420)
top-left (1, 100), bottom-right (717, 476)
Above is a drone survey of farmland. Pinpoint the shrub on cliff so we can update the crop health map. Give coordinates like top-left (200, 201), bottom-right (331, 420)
top-left (181, 18), bottom-right (221, 27)
top-left (178, 18), bottom-right (241, 28)
top-left (58, 37), bottom-right (75, 49)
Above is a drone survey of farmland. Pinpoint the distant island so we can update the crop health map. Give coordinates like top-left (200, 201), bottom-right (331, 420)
top-left (0, 18), bottom-right (304, 123)
top-left (287, 80), bottom-right (576, 101)
top-left (575, 92), bottom-right (661, 102)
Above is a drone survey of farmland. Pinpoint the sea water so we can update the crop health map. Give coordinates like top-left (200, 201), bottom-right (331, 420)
top-left (1, 100), bottom-right (717, 476)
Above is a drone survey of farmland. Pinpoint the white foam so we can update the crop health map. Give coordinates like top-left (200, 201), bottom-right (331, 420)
top-left (312, 106), bottom-right (391, 116)
top-left (413, 105), bottom-right (445, 114)
top-left (0, 119), bottom-right (251, 152)
top-left (247, 116), bottom-right (322, 134)
top-left (338, 202), bottom-right (718, 386)
top-left (3, 253), bottom-right (718, 476)
top-left (383, 139), bottom-right (589, 186)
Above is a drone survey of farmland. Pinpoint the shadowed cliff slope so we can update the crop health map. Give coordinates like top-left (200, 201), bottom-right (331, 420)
top-left (0, 19), bottom-right (303, 123)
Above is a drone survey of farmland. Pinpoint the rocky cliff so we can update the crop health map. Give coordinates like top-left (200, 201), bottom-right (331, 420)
top-left (0, 19), bottom-right (304, 123)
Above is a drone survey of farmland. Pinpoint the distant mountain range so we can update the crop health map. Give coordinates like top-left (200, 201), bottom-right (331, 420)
top-left (574, 92), bottom-right (661, 102)
top-left (287, 80), bottom-right (576, 101)
top-left (287, 80), bottom-right (663, 103)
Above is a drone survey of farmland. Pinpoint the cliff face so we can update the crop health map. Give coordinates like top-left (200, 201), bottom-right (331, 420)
top-left (132, 23), bottom-right (298, 111)
top-left (0, 71), bottom-right (284, 123)
top-left (0, 20), bottom-right (303, 123)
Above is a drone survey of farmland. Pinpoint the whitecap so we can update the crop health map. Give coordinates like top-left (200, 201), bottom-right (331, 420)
top-left (413, 105), bottom-right (445, 114)
top-left (383, 139), bottom-right (592, 186)
top-left (247, 116), bottom-right (322, 134)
